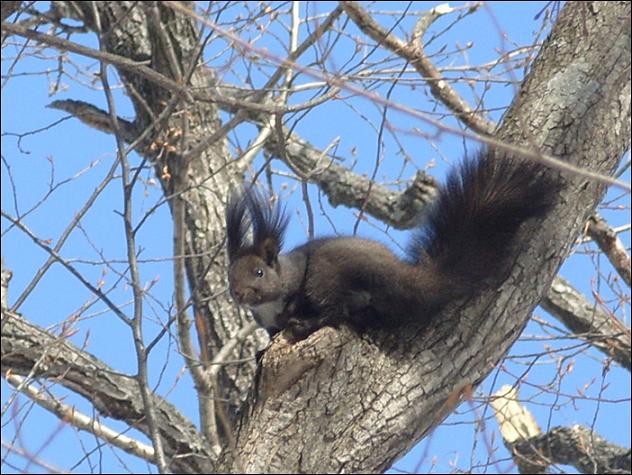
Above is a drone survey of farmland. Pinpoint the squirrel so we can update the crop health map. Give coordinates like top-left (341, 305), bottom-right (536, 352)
top-left (226, 148), bottom-right (557, 340)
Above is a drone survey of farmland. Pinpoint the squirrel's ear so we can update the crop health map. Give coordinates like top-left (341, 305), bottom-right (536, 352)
top-left (257, 237), bottom-right (280, 266)
top-left (246, 187), bottom-right (289, 254)
top-left (226, 191), bottom-right (249, 261)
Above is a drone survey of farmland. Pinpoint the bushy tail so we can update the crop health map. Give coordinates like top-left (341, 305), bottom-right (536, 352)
top-left (409, 148), bottom-right (557, 307)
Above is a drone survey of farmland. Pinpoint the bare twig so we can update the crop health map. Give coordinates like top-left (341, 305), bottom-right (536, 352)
top-left (341, 1), bottom-right (495, 135)
top-left (1, 311), bottom-right (215, 473)
top-left (1, 22), bottom-right (189, 99)
top-left (492, 385), bottom-right (631, 473)
top-left (6, 12), bottom-right (628, 194)
top-left (10, 151), bottom-right (121, 312)
top-left (5, 374), bottom-right (155, 462)
top-left (2, 210), bottom-right (132, 324)
top-left (91, 4), bottom-right (169, 471)
top-left (541, 276), bottom-right (631, 371)
top-left (587, 214), bottom-right (631, 287)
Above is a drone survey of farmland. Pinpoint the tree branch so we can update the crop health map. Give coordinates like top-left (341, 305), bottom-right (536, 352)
top-left (541, 276), bottom-right (631, 371)
top-left (341, 0), bottom-right (496, 135)
top-left (493, 385), bottom-right (631, 474)
top-left (587, 213), bottom-right (631, 287)
top-left (1, 311), bottom-right (214, 473)
top-left (5, 374), bottom-right (155, 463)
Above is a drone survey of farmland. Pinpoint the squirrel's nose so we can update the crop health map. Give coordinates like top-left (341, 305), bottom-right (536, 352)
top-left (230, 286), bottom-right (244, 302)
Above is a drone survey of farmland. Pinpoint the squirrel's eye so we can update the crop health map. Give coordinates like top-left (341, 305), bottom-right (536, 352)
top-left (255, 268), bottom-right (264, 278)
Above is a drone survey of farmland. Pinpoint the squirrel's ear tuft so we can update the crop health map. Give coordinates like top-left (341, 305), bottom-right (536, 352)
top-left (246, 188), bottom-right (289, 254)
top-left (226, 191), bottom-right (250, 261)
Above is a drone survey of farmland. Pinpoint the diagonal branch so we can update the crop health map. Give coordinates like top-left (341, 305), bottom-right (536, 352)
top-left (541, 276), bottom-right (631, 371)
top-left (341, 0), bottom-right (496, 135)
top-left (493, 385), bottom-right (631, 474)
top-left (1, 21), bottom-right (188, 98)
top-left (513, 425), bottom-right (632, 474)
top-left (1, 311), bottom-right (214, 473)
top-left (5, 374), bottom-right (156, 463)
top-left (587, 213), bottom-right (631, 287)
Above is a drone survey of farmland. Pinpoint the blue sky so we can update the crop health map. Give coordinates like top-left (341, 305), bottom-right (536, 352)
top-left (2, 2), bottom-right (630, 473)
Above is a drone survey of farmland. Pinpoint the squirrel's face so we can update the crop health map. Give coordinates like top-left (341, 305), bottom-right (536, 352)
top-left (228, 254), bottom-right (284, 307)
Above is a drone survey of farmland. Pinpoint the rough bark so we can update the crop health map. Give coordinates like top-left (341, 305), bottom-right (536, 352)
top-left (513, 426), bottom-right (631, 474)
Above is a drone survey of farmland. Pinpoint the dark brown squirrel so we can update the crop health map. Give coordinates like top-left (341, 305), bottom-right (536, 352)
top-left (226, 148), bottom-right (557, 340)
